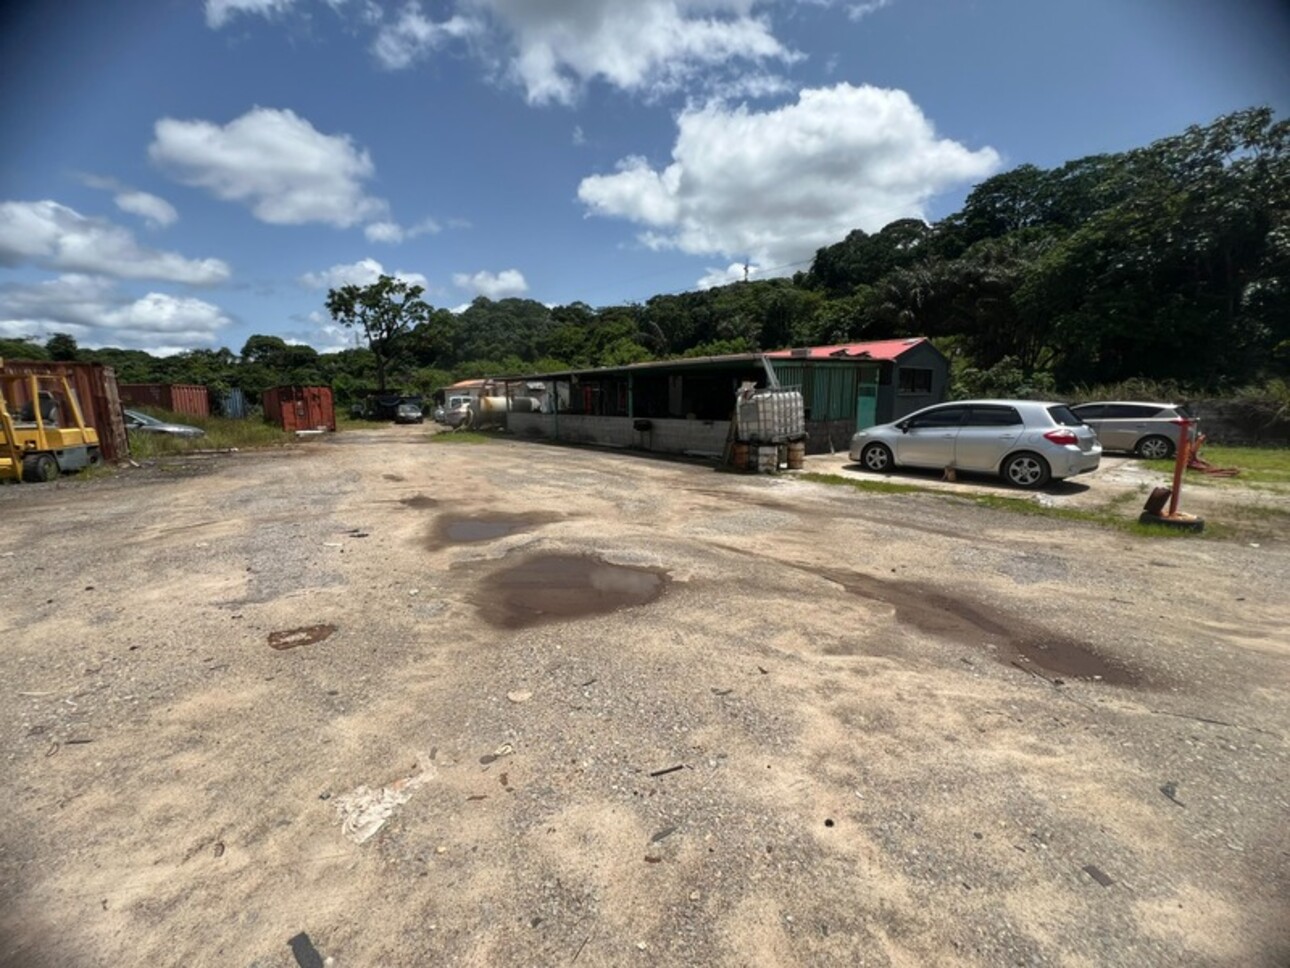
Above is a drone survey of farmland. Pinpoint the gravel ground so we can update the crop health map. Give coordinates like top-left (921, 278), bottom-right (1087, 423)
top-left (1, 428), bottom-right (1287, 967)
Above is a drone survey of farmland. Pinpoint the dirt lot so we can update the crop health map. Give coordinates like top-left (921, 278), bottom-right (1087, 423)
top-left (2, 429), bottom-right (1287, 967)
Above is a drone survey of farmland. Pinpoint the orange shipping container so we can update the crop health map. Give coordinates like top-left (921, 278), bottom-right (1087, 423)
top-left (119, 383), bottom-right (210, 417)
top-left (0, 359), bottom-right (129, 462)
top-left (262, 386), bottom-right (335, 433)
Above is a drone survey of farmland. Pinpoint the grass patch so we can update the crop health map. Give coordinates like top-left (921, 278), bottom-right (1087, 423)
top-left (801, 471), bottom-right (1213, 538)
top-left (1191, 445), bottom-right (1290, 486)
top-left (127, 410), bottom-right (290, 458)
top-left (337, 415), bottom-right (389, 430)
top-left (798, 472), bottom-right (929, 495)
top-left (427, 430), bottom-right (495, 445)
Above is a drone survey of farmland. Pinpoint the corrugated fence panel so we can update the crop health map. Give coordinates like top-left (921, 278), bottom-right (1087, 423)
top-left (119, 384), bottom-right (167, 410)
top-left (262, 386), bottom-right (335, 432)
top-left (169, 385), bottom-right (210, 418)
top-left (1, 360), bottom-right (128, 462)
top-left (121, 384), bottom-right (209, 417)
top-left (219, 388), bottom-right (247, 419)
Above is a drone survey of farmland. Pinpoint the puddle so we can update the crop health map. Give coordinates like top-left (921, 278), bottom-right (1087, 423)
top-left (268, 624), bottom-right (337, 650)
top-left (816, 569), bottom-right (1142, 686)
top-left (401, 494), bottom-right (439, 509)
top-left (432, 511), bottom-right (561, 547)
top-left (474, 553), bottom-right (668, 628)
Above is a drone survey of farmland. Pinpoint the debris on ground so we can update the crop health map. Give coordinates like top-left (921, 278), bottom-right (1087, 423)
top-left (1083, 864), bottom-right (1114, 887)
top-left (648, 764), bottom-right (685, 778)
top-left (287, 931), bottom-right (325, 968)
top-left (479, 743), bottom-right (515, 765)
top-left (1187, 437), bottom-right (1240, 477)
top-left (507, 690), bottom-right (533, 703)
top-left (334, 755), bottom-right (437, 844)
top-left (267, 624), bottom-right (337, 650)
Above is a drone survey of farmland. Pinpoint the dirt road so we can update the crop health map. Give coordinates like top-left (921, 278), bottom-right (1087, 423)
top-left (2, 429), bottom-right (1287, 967)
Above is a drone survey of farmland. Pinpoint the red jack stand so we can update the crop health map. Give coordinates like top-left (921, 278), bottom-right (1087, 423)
top-left (1138, 417), bottom-right (1205, 532)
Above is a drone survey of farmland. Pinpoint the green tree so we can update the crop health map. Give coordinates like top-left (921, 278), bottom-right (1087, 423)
top-left (45, 333), bottom-right (79, 361)
top-left (0, 337), bottom-right (50, 361)
top-left (325, 275), bottom-right (431, 391)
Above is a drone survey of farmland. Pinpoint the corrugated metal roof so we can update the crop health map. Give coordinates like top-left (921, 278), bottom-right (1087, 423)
top-left (493, 338), bottom-right (930, 382)
top-left (764, 338), bottom-right (927, 362)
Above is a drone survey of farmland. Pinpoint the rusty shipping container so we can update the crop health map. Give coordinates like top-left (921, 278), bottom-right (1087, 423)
top-left (0, 359), bottom-right (129, 462)
top-left (119, 383), bottom-right (211, 417)
top-left (263, 386), bottom-right (335, 433)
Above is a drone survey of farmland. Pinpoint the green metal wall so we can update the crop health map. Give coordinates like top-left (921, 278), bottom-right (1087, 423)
top-left (771, 362), bottom-right (879, 422)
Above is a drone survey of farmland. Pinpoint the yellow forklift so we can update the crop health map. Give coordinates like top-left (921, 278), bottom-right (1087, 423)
top-left (0, 364), bottom-right (102, 483)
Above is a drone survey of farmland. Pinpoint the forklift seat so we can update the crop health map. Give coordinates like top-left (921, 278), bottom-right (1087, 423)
top-left (17, 393), bottom-right (60, 426)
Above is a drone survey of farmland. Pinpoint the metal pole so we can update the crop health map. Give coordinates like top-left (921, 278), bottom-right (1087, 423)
top-left (1166, 417), bottom-right (1191, 518)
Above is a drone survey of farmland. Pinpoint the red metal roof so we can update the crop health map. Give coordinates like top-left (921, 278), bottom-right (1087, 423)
top-left (764, 337), bottom-right (927, 362)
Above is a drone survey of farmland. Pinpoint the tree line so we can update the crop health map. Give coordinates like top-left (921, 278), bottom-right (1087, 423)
top-left (3, 107), bottom-right (1284, 406)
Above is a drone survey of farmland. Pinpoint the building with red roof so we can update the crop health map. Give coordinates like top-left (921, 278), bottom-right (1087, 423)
top-left (480, 337), bottom-right (948, 458)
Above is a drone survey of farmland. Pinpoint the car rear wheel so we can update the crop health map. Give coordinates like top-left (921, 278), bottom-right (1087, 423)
top-left (860, 442), bottom-right (893, 473)
top-left (1136, 435), bottom-right (1174, 460)
top-left (1002, 452), bottom-right (1050, 489)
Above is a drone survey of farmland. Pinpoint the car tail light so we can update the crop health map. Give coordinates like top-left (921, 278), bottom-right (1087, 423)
top-left (1043, 429), bottom-right (1079, 446)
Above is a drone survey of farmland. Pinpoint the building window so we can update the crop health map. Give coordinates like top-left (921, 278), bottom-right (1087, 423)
top-left (898, 367), bottom-right (933, 394)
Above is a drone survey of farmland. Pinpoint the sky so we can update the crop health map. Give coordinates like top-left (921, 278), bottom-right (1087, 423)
top-left (0, 0), bottom-right (1286, 357)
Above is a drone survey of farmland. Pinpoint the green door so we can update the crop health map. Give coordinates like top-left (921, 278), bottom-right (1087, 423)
top-left (856, 384), bottom-right (878, 430)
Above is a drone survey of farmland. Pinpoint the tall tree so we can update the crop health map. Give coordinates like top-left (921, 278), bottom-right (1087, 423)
top-left (45, 333), bottom-right (79, 361)
top-left (325, 275), bottom-right (430, 391)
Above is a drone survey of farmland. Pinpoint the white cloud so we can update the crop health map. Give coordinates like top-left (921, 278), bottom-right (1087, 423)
top-left (0, 274), bottom-right (233, 350)
top-left (364, 221), bottom-right (405, 244)
top-left (577, 83), bottom-right (1000, 269)
top-left (371, 3), bottom-right (480, 69)
top-left (149, 107), bottom-right (388, 227)
top-left (205, 0), bottom-right (296, 29)
top-left (80, 175), bottom-right (180, 228)
top-left (572, 125), bottom-right (586, 146)
top-left (708, 71), bottom-right (794, 101)
top-left (452, 268), bottom-right (528, 298)
top-left (464, 0), bottom-right (795, 104)
top-left (203, 1), bottom-right (801, 105)
top-left (114, 190), bottom-right (179, 228)
top-left (283, 309), bottom-right (358, 353)
top-left (363, 216), bottom-right (442, 244)
top-left (299, 257), bottom-right (428, 290)
top-left (696, 262), bottom-right (759, 289)
top-left (849, 0), bottom-right (894, 21)
top-left (0, 200), bottom-right (229, 284)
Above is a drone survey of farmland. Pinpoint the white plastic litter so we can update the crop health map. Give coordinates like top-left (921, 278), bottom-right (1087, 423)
top-left (334, 756), bottom-right (436, 844)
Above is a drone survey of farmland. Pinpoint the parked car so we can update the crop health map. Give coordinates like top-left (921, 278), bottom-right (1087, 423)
top-left (433, 394), bottom-right (473, 429)
top-left (123, 408), bottom-right (205, 438)
top-left (1069, 402), bottom-right (1196, 459)
top-left (849, 400), bottom-right (1101, 489)
top-left (394, 402), bottom-right (424, 424)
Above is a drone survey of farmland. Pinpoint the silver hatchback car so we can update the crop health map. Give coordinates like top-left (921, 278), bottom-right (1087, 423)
top-left (849, 400), bottom-right (1101, 489)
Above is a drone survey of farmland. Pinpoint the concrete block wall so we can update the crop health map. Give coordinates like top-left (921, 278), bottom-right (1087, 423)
top-left (804, 419), bottom-right (856, 456)
top-left (641, 418), bottom-right (729, 456)
top-left (507, 413), bottom-right (730, 457)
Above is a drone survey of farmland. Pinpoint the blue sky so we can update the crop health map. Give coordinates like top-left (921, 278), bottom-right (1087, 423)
top-left (1, 0), bottom-right (1286, 356)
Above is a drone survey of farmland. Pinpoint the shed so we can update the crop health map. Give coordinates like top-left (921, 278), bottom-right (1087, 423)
top-left (765, 337), bottom-right (950, 451)
top-left (263, 386), bottom-right (335, 433)
top-left (119, 383), bottom-right (211, 418)
top-left (0, 359), bottom-right (129, 462)
top-left (501, 337), bottom-right (947, 457)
